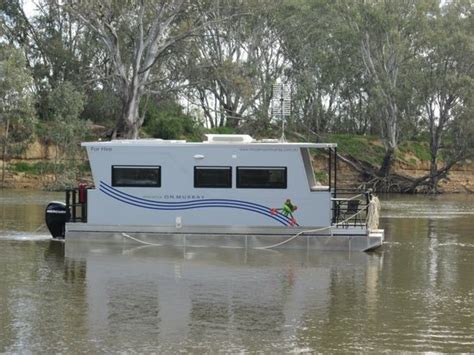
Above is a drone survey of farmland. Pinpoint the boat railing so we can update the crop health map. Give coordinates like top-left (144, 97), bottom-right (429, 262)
top-left (331, 190), bottom-right (371, 228)
top-left (65, 184), bottom-right (89, 223)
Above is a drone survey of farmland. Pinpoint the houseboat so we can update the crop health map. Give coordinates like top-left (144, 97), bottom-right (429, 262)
top-left (45, 134), bottom-right (384, 251)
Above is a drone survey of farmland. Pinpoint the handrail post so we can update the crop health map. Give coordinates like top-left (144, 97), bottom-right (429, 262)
top-left (81, 188), bottom-right (87, 222)
top-left (334, 147), bottom-right (337, 198)
top-left (72, 189), bottom-right (77, 222)
top-left (65, 189), bottom-right (71, 222)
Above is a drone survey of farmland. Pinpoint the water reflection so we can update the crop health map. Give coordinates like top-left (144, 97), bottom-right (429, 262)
top-left (61, 243), bottom-right (382, 352)
top-left (0, 189), bottom-right (62, 233)
top-left (0, 240), bottom-right (88, 353)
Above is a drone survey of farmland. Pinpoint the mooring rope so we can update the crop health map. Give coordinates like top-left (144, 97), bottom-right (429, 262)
top-left (121, 233), bottom-right (162, 246)
top-left (256, 195), bottom-right (381, 250)
top-left (34, 223), bottom-right (46, 233)
top-left (255, 203), bottom-right (370, 250)
top-left (120, 196), bottom-right (381, 250)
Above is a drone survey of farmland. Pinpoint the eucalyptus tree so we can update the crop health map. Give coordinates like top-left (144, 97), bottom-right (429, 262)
top-left (0, 44), bottom-right (35, 187)
top-left (182, 0), bottom-right (286, 132)
top-left (0, 0), bottom-right (103, 127)
top-left (416, 0), bottom-right (474, 191)
top-left (278, 0), bottom-right (371, 136)
top-left (42, 81), bottom-right (86, 188)
top-left (65, 0), bottom-right (228, 139)
top-left (338, 0), bottom-right (436, 178)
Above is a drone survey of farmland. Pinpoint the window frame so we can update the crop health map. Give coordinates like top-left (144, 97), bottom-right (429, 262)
top-left (236, 166), bottom-right (287, 189)
top-left (194, 166), bottom-right (232, 188)
top-left (111, 165), bottom-right (161, 188)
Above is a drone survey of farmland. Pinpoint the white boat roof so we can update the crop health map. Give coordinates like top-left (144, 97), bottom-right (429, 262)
top-left (82, 134), bottom-right (337, 148)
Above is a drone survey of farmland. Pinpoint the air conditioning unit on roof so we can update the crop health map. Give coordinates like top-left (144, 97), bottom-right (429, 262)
top-left (204, 134), bottom-right (254, 143)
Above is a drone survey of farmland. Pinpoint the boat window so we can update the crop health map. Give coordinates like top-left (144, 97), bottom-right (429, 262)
top-left (194, 166), bottom-right (232, 188)
top-left (112, 166), bottom-right (161, 187)
top-left (236, 167), bottom-right (287, 189)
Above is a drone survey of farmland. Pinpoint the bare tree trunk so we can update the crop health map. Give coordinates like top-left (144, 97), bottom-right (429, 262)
top-left (1, 118), bottom-right (10, 188)
top-left (69, 0), bottom-right (191, 140)
top-left (120, 92), bottom-right (141, 139)
top-left (429, 155), bottom-right (438, 192)
top-left (429, 128), bottom-right (440, 192)
top-left (378, 146), bottom-right (394, 178)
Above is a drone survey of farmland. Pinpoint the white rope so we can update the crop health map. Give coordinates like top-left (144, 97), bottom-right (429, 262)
top-left (346, 193), bottom-right (364, 201)
top-left (120, 195), bottom-right (380, 250)
top-left (121, 233), bottom-right (162, 246)
top-left (34, 223), bottom-right (46, 233)
top-left (255, 203), bottom-right (370, 250)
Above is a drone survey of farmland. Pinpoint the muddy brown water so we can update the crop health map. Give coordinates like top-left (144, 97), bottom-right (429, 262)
top-left (0, 190), bottom-right (473, 353)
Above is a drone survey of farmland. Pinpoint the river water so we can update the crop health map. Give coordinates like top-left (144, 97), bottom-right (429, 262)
top-left (0, 190), bottom-right (473, 353)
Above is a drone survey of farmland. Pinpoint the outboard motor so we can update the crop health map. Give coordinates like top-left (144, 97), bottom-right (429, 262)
top-left (45, 202), bottom-right (69, 239)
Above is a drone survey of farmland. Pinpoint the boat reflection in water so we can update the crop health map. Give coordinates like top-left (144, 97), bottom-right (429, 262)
top-left (63, 239), bottom-right (383, 352)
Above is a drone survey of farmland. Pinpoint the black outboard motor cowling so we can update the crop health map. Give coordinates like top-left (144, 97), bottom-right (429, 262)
top-left (45, 202), bottom-right (69, 239)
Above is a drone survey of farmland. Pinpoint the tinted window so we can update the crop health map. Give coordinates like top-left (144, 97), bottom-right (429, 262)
top-left (194, 166), bottom-right (232, 188)
top-left (236, 167), bottom-right (287, 189)
top-left (112, 166), bottom-right (161, 187)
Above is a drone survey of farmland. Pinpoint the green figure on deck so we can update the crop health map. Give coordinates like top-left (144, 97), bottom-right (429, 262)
top-left (271, 199), bottom-right (298, 226)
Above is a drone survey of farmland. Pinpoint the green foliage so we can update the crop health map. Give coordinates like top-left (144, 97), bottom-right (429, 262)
top-left (0, 0), bottom-right (472, 190)
top-left (10, 161), bottom-right (57, 174)
top-left (0, 44), bottom-right (36, 150)
top-left (37, 81), bottom-right (86, 158)
top-left (206, 127), bottom-right (237, 135)
top-left (0, 43), bottom-right (36, 186)
top-left (10, 162), bottom-right (37, 174)
top-left (49, 81), bottom-right (84, 122)
top-left (10, 160), bottom-right (91, 190)
top-left (143, 99), bottom-right (202, 141)
top-left (82, 89), bottom-right (121, 128)
top-left (35, 81), bottom-right (86, 189)
top-left (314, 171), bottom-right (328, 184)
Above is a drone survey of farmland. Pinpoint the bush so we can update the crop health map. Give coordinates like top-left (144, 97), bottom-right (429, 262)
top-left (10, 161), bottom-right (56, 174)
top-left (143, 99), bottom-right (202, 141)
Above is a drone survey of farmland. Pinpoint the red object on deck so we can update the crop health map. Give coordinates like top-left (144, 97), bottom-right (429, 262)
top-left (78, 183), bottom-right (87, 203)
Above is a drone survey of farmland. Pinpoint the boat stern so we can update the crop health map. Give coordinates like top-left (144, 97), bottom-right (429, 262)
top-left (364, 229), bottom-right (385, 251)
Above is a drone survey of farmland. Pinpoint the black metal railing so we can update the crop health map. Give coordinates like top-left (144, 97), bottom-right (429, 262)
top-left (65, 185), bottom-right (88, 223)
top-left (331, 190), bottom-right (371, 227)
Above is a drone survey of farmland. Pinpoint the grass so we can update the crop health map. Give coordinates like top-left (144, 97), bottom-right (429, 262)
top-left (10, 161), bottom-right (56, 174)
top-left (315, 171), bottom-right (328, 184)
top-left (10, 161), bottom-right (91, 175)
top-left (327, 134), bottom-right (385, 166)
top-left (399, 141), bottom-right (431, 161)
top-left (324, 134), bottom-right (433, 167)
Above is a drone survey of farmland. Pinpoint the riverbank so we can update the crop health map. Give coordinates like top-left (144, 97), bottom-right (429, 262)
top-left (333, 158), bottom-right (473, 193)
top-left (1, 137), bottom-right (472, 192)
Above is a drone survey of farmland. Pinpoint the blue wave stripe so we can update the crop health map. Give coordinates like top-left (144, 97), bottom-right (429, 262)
top-left (99, 185), bottom-right (288, 226)
top-left (100, 186), bottom-right (288, 226)
top-left (99, 181), bottom-right (292, 225)
top-left (100, 181), bottom-right (280, 210)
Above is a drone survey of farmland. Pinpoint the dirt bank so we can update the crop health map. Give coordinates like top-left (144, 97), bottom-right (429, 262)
top-left (1, 140), bottom-right (472, 192)
top-left (333, 158), bottom-right (473, 193)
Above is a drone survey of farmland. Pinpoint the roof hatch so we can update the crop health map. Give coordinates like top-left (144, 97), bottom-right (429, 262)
top-left (204, 134), bottom-right (254, 144)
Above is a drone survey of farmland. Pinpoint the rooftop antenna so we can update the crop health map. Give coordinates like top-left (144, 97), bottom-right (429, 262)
top-left (272, 83), bottom-right (291, 142)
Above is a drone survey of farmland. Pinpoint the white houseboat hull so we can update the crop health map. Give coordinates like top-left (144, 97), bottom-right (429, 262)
top-left (47, 135), bottom-right (384, 252)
